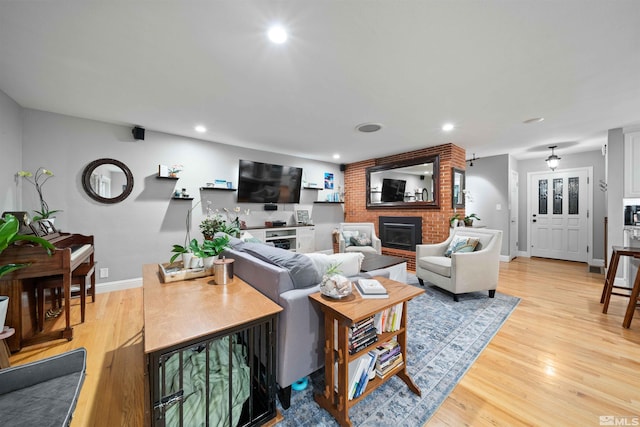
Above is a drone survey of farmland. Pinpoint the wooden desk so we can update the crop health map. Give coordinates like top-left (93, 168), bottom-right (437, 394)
top-left (309, 277), bottom-right (424, 427)
top-left (142, 264), bottom-right (283, 426)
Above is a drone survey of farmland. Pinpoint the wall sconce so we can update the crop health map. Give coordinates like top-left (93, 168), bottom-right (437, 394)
top-left (466, 153), bottom-right (479, 167)
top-left (545, 146), bottom-right (561, 171)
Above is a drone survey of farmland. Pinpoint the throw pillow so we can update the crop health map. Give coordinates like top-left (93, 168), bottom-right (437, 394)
top-left (240, 230), bottom-right (262, 243)
top-left (444, 236), bottom-right (480, 257)
top-left (305, 252), bottom-right (365, 277)
top-left (341, 230), bottom-right (359, 247)
top-left (350, 234), bottom-right (372, 247)
top-left (241, 242), bottom-right (321, 289)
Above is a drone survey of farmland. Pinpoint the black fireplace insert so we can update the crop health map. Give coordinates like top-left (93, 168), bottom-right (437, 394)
top-left (379, 216), bottom-right (422, 251)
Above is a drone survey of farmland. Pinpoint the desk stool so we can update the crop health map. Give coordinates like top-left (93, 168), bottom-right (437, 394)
top-left (602, 246), bottom-right (640, 328)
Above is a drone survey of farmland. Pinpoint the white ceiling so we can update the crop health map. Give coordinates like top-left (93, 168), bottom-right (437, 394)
top-left (1, 1), bottom-right (639, 164)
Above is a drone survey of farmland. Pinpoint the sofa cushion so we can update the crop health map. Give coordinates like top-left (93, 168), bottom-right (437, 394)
top-left (345, 245), bottom-right (378, 254)
top-left (418, 256), bottom-right (452, 277)
top-left (444, 236), bottom-right (479, 257)
top-left (241, 243), bottom-right (321, 289)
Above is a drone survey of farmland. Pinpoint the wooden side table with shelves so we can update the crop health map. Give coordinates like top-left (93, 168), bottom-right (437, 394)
top-left (309, 277), bottom-right (424, 427)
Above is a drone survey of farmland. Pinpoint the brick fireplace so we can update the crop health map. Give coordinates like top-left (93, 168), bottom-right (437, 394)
top-left (343, 143), bottom-right (466, 271)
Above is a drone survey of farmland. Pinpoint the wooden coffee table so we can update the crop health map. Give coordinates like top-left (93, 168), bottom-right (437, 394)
top-left (360, 254), bottom-right (407, 283)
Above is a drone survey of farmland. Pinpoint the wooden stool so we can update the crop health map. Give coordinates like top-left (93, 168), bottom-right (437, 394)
top-left (0, 326), bottom-right (16, 368)
top-left (601, 246), bottom-right (640, 327)
top-left (623, 261), bottom-right (640, 328)
top-left (33, 261), bottom-right (96, 331)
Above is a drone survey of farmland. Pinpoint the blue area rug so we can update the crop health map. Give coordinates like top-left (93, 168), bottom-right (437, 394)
top-left (276, 274), bottom-right (520, 426)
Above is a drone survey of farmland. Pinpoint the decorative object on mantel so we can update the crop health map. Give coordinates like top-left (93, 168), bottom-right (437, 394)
top-left (16, 167), bottom-right (61, 221)
top-left (464, 213), bottom-right (481, 227)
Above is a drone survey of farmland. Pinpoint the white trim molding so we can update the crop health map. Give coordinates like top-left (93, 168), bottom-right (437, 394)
top-left (96, 277), bottom-right (142, 294)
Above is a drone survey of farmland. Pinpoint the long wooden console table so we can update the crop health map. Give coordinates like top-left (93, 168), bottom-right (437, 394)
top-left (142, 264), bottom-right (283, 426)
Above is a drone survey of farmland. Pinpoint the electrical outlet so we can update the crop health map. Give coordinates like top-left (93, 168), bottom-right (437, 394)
top-left (99, 268), bottom-right (109, 278)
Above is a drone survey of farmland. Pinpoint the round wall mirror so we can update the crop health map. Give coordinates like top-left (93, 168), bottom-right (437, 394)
top-left (82, 158), bottom-right (134, 204)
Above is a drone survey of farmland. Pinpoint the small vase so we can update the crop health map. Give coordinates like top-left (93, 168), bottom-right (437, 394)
top-left (190, 256), bottom-right (203, 269)
top-left (181, 253), bottom-right (193, 269)
top-left (0, 296), bottom-right (8, 329)
top-left (203, 256), bottom-right (215, 271)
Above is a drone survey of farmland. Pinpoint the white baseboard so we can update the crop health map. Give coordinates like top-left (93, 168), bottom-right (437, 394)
top-left (590, 258), bottom-right (605, 267)
top-left (96, 277), bottom-right (142, 294)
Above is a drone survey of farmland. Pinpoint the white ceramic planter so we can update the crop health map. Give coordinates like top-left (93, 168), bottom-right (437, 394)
top-left (0, 296), bottom-right (8, 329)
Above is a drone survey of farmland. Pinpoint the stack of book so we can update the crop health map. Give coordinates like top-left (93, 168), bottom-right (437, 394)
top-left (355, 278), bottom-right (389, 299)
top-left (373, 303), bottom-right (403, 333)
top-left (338, 350), bottom-right (379, 400)
top-left (348, 316), bottom-right (378, 355)
top-left (374, 339), bottom-right (404, 379)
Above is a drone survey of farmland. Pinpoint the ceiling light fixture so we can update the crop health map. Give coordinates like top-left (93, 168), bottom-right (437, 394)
top-left (523, 117), bottom-right (544, 124)
top-left (267, 25), bottom-right (288, 44)
top-left (545, 145), bottom-right (561, 171)
top-left (333, 154), bottom-right (340, 159)
top-left (442, 123), bottom-right (454, 132)
top-left (356, 123), bottom-right (382, 133)
top-left (195, 125), bottom-right (206, 133)
top-left (466, 153), bottom-right (479, 167)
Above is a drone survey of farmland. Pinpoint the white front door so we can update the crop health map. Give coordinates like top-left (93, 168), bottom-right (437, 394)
top-left (529, 168), bottom-right (590, 262)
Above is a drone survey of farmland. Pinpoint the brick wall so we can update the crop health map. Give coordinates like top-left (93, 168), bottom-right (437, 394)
top-left (344, 143), bottom-right (466, 267)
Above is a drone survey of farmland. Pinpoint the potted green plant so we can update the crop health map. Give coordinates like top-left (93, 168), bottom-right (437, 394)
top-left (201, 235), bottom-right (231, 269)
top-left (199, 217), bottom-right (223, 240)
top-left (464, 213), bottom-right (481, 227)
top-left (450, 213), bottom-right (461, 228)
top-left (170, 238), bottom-right (204, 268)
top-left (0, 214), bottom-right (55, 278)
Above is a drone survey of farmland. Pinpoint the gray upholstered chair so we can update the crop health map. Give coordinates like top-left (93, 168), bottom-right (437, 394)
top-left (337, 222), bottom-right (382, 255)
top-left (415, 228), bottom-right (502, 301)
top-left (0, 347), bottom-right (86, 425)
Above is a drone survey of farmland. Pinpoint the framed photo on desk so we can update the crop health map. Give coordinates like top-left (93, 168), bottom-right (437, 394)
top-left (295, 209), bottom-right (310, 225)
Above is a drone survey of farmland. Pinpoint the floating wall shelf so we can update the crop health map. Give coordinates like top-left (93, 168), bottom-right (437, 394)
top-left (199, 187), bottom-right (236, 191)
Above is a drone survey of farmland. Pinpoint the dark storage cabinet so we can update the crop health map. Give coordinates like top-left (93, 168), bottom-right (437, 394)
top-left (143, 264), bottom-right (282, 427)
top-left (148, 316), bottom-right (278, 427)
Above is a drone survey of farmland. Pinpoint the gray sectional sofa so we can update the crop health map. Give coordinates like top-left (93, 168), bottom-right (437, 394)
top-left (222, 236), bottom-right (394, 409)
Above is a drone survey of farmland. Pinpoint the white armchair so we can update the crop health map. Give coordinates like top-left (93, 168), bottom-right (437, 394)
top-left (415, 228), bottom-right (502, 301)
top-left (337, 222), bottom-right (382, 255)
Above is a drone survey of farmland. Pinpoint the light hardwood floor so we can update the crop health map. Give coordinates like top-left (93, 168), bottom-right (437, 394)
top-left (8, 257), bottom-right (640, 426)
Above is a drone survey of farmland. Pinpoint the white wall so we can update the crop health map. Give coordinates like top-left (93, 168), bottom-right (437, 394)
top-left (607, 128), bottom-right (624, 278)
top-left (19, 109), bottom-right (344, 282)
top-left (0, 89), bottom-right (23, 212)
top-left (465, 154), bottom-right (510, 256)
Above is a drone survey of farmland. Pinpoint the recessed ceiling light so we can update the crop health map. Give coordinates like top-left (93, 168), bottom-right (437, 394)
top-left (356, 123), bottom-right (382, 133)
top-left (195, 125), bottom-right (206, 133)
top-left (523, 117), bottom-right (544, 124)
top-left (442, 123), bottom-right (454, 132)
top-left (268, 25), bottom-right (288, 44)
top-left (333, 154), bottom-right (340, 159)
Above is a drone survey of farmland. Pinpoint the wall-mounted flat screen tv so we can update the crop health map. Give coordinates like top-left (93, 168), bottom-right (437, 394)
top-left (381, 178), bottom-right (406, 202)
top-left (237, 160), bottom-right (303, 203)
